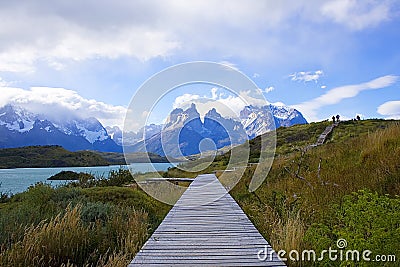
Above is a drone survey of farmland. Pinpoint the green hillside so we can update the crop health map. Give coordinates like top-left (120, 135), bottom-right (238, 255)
top-left (228, 119), bottom-right (400, 266)
top-left (93, 151), bottom-right (182, 164)
top-left (0, 145), bottom-right (109, 168)
top-left (0, 146), bottom-right (180, 169)
top-left (163, 119), bottom-right (400, 266)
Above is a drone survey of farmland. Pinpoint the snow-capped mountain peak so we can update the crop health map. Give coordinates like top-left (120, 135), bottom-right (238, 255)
top-left (269, 104), bottom-right (307, 127)
top-left (130, 102), bottom-right (307, 157)
top-left (164, 104), bottom-right (201, 131)
top-left (240, 104), bottom-right (307, 138)
top-left (54, 117), bottom-right (109, 144)
top-left (0, 105), bottom-right (37, 133)
top-left (0, 105), bottom-right (121, 152)
top-left (0, 102), bottom-right (307, 156)
top-left (205, 108), bottom-right (222, 119)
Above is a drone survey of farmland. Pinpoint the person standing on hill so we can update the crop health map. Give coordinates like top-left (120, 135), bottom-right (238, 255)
top-left (336, 114), bottom-right (340, 122)
top-left (332, 116), bottom-right (336, 123)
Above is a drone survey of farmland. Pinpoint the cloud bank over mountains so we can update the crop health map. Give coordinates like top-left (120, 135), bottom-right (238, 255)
top-left (0, 84), bottom-right (273, 130)
top-left (0, 86), bottom-right (126, 128)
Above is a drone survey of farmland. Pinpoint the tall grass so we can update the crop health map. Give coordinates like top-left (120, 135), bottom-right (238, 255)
top-left (270, 210), bottom-right (305, 254)
top-left (0, 204), bottom-right (148, 266)
top-left (228, 122), bottom-right (400, 266)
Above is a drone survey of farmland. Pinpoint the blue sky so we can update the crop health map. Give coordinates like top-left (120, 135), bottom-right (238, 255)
top-left (0, 0), bottom-right (399, 130)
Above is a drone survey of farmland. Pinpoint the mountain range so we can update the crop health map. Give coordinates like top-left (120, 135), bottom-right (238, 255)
top-left (0, 105), bottom-right (121, 152)
top-left (126, 103), bottom-right (307, 157)
top-left (0, 103), bottom-right (307, 156)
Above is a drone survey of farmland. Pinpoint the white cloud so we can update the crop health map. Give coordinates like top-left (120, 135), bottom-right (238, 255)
top-left (0, 77), bottom-right (12, 87)
top-left (171, 89), bottom-right (267, 120)
top-left (211, 87), bottom-right (218, 100)
top-left (0, 1), bottom-right (182, 72)
top-left (293, 75), bottom-right (399, 121)
top-left (377, 100), bottom-right (400, 119)
top-left (265, 86), bottom-right (275, 93)
top-left (172, 93), bottom-right (201, 109)
top-left (0, 86), bottom-right (127, 128)
top-left (321, 0), bottom-right (392, 30)
top-left (257, 86), bottom-right (275, 95)
top-left (212, 90), bottom-right (267, 117)
top-left (0, 1), bottom-right (396, 73)
top-left (0, 26), bottom-right (179, 72)
top-left (289, 70), bottom-right (324, 83)
top-left (253, 73), bottom-right (260, 78)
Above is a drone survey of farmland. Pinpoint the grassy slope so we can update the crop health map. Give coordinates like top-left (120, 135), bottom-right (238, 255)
top-left (0, 145), bottom-right (109, 168)
top-left (162, 119), bottom-right (400, 266)
top-left (229, 119), bottom-right (400, 266)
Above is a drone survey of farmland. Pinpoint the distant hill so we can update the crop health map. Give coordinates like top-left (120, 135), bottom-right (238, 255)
top-left (0, 145), bottom-right (109, 168)
top-left (0, 145), bottom-right (181, 169)
top-left (93, 151), bottom-right (182, 164)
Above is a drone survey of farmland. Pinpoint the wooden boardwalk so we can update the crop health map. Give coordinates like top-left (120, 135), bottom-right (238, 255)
top-left (315, 122), bottom-right (338, 146)
top-left (307, 122), bottom-right (338, 150)
top-left (139, 177), bottom-right (196, 183)
top-left (130, 174), bottom-right (285, 266)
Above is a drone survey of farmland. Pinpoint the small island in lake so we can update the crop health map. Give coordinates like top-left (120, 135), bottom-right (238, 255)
top-left (48, 170), bottom-right (94, 181)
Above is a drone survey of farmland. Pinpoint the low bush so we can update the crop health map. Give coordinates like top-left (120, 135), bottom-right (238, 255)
top-left (305, 190), bottom-right (400, 266)
top-left (0, 168), bottom-right (170, 266)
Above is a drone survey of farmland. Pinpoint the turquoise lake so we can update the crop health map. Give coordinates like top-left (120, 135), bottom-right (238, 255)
top-left (0, 163), bottom-right (175, 195)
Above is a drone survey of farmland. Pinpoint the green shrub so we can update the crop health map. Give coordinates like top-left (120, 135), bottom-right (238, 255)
top-left (305, 190), bottom-right (400, 266)
top-left (81, 201), bottom-right (114, 224)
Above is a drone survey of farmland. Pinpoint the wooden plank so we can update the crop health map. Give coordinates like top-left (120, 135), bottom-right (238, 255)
top-left (314, 123), bottom-right (337, 146)
top-left (141, 177), bottom-right (196, 182)
top-left (129, 174), bottom-right (285, 266)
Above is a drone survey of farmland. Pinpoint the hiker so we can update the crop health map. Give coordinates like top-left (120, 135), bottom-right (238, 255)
top-left (336, 114), bottom-right (340, 122)
top-left (356, 115), bottom-right (361, 121)
top-left (332, 116), bottom-right (336, 123)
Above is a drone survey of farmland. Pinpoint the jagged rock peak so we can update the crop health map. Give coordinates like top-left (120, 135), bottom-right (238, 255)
top-left (184, 103), bottom-right (200, 118)
top-left (205, 108), bottom-right (222, 119)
